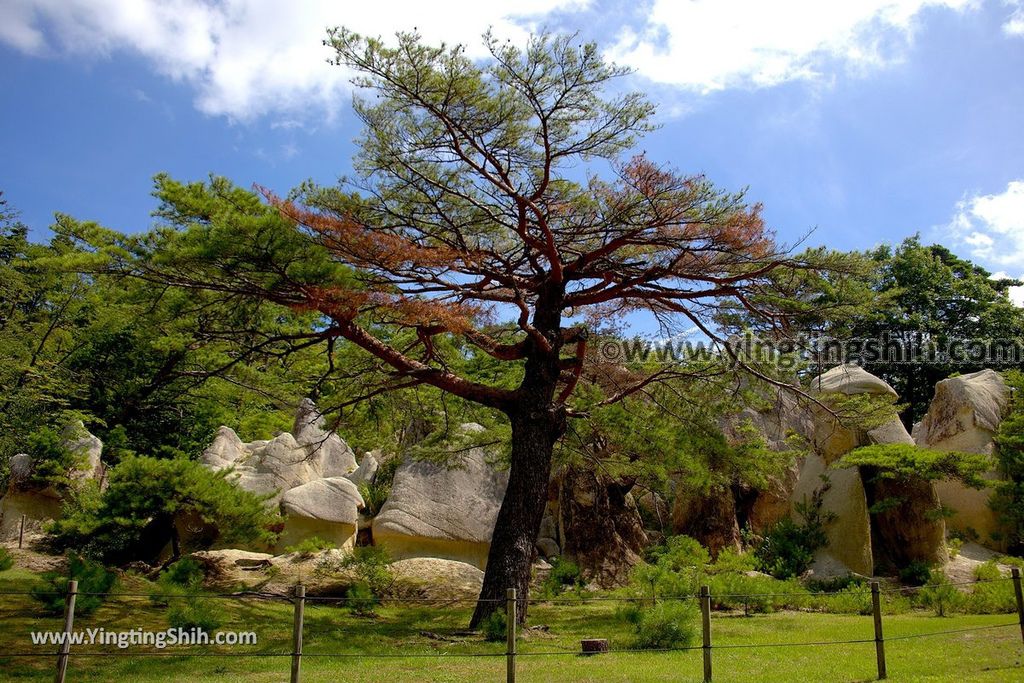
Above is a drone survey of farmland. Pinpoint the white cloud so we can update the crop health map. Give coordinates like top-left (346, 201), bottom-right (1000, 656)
top-left (606, 0), bottom-right (976, 92)
top-left (0, 0), bottom-right (589, 121)
top-left (949, 180), bottom-right (1024, 267)
top-left (1005, 1), bottom-right (1024, 35)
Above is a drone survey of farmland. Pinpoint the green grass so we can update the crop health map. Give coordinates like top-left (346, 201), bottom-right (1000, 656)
top-left (0, 567), bottom-right (1021, 681)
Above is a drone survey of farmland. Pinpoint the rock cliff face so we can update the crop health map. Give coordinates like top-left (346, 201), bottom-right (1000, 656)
top-left (915, 370), bottom-right (1009, 548)
top-left (556, 467), bottom-right (649, 588)
top-left (372, 428), bottom-right (508, 569)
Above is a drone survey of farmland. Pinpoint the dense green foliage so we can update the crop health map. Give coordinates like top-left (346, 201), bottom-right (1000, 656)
top-left (992, 370), bottom-right (1024, 552)
top-left (841, 443), bottom-right (992, 487)
top-left (47, 454), bottom-right (278, 563)
top-left (834, 238), bottom-right (1024, 422)
top-left (31, 552), bottom-right (116, 616)
top-left (754, 481), bottom-right (837, 579)
top-left (0, 547), bottom-right (12, 572)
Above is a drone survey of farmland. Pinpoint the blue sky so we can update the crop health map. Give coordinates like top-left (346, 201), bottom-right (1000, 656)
top-left (1, 0), bottom-right (1023, 295)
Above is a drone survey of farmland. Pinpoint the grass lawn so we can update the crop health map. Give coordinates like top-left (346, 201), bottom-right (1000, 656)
top-left (1, 567), bottom-right (1022, 682)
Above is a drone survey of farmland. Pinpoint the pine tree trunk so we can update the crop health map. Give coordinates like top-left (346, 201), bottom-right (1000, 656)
top-left (470, 406), bottom-right (563, 627)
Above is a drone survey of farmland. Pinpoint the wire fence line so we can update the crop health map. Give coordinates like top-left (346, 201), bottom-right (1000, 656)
top-left (1, 568), bottom-right (1022, 683)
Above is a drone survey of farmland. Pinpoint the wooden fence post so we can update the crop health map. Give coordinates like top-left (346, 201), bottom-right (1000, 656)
top-left (871, 581), bottom-right (886, 680)
top-left (506, 588), bottom-right (517, 683)
top-left (1012, 567), bottom-right (1024, 646)
top-left (700, 585), bottom-right (712, 683)
top-left (290, 584), bottom-right (305, 683)
top-left (18, 514), bottom-right (25, 549)
top-left (54, 579), bottom-right (77, 683)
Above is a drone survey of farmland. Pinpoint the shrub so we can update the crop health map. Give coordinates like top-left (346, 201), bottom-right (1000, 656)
top-left (0, 547), bottom-right (12, 572)
top-left (481, 608), bottom-right (507, 642)
top-left (898, 560), bottom-right (933, 586)
top-left (150, 557), bottom-right (205, 606)
top-left (167, 598), bottom-right (222, 632)
top-left (914, 573), bottom-right (963, 616)
top-left (537, 557), bottom-right (584, 599)
top-left (357, 457), bottom-right (400, 517)
top-left (964, 561), bottom-right (1016, 614)
top-left (345, 581), bottom-right (379, 617)
top-left (632, 602), bottom-right (698, 650)
top-left (47, 454), bottom-right (278, 564)
top-left (755, 479), bottom-right (835, 579)
top-left (25, 426), bottom-right (87, 492)
top-left (339, 545), bottom-right (393, 595)
top-left (31, 553), bottom-right (116, 616)
top-left (285, 536), bottom-right (336, 556)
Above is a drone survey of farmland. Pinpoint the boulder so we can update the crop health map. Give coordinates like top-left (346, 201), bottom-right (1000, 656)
top-left (672, 488), bottom-right (741, 557)
top-left (536, 537), bottom-right (560, 559)
top-left (372, 445), bottom-right (508, 569)
top-left (62, 421), bottom-right (104, 483)
top-left (279, 477), bottom-right (364, 551)
top-left (916, 370), bottom-right (1008, 547)
top-left (8, 454), bottom-right (32, 486)
top-left (389, 557), bottom-right (484, 601)
top-left (729, 388), bottom-right (814, 533)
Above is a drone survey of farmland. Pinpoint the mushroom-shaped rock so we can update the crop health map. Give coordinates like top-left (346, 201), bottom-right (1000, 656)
top-left (811, 364), bottom-right (898, 398)
top-left (279, 477), bottom-right (364, 551)
top-left (371, 448), bottom-right (508, 569)
top-left (810, 365), bottom-right (897, 463)
top-left (916, 370), bottom-right (1009, 548)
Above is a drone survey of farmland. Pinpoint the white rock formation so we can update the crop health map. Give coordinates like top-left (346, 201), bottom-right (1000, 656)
top-left (279, 477), bottom-right (364, 551)
top-left (915, 370), bottom-right (1009, 547)
top-left (345, 453), bottom-right (380, 488)
top-left (372, 433), bottom-right (508, 569)
top-left (200, 400), bottom-right (358, 507)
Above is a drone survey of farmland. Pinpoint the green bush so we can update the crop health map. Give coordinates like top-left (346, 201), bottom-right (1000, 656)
top-left (632, 602), bottom-right (698, 650)
top-left (963, 561), bottom-right (1017, 614)
top-left (0, 547), bottom-right (12, 572)
top-left (345, 581), bottom-right (380, 617)
top-left (755, 480), bottom-right (835, 580)
top-left (31, 553), bottom-right (116, 616)
top-left (898, 560), bottom-right (933, 586)
top-left (167, 598), bottom-right (222, 632)
top-left (537, 557), bottom-right (584, 599)
top-left (481, 608), bottom-right (507, 642)
top-left (914, 573), bottom-right (963, 616)
top-left (25, 426), bottom-right (86, 492)
top-left (150, 557), bottom-right (205, 606)
top-left (285, 536), bottom-right (336, 556)
top-left (357, 457), bottom-right (400, 517)
top-left (339, 545), bottom-right (393, 596)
